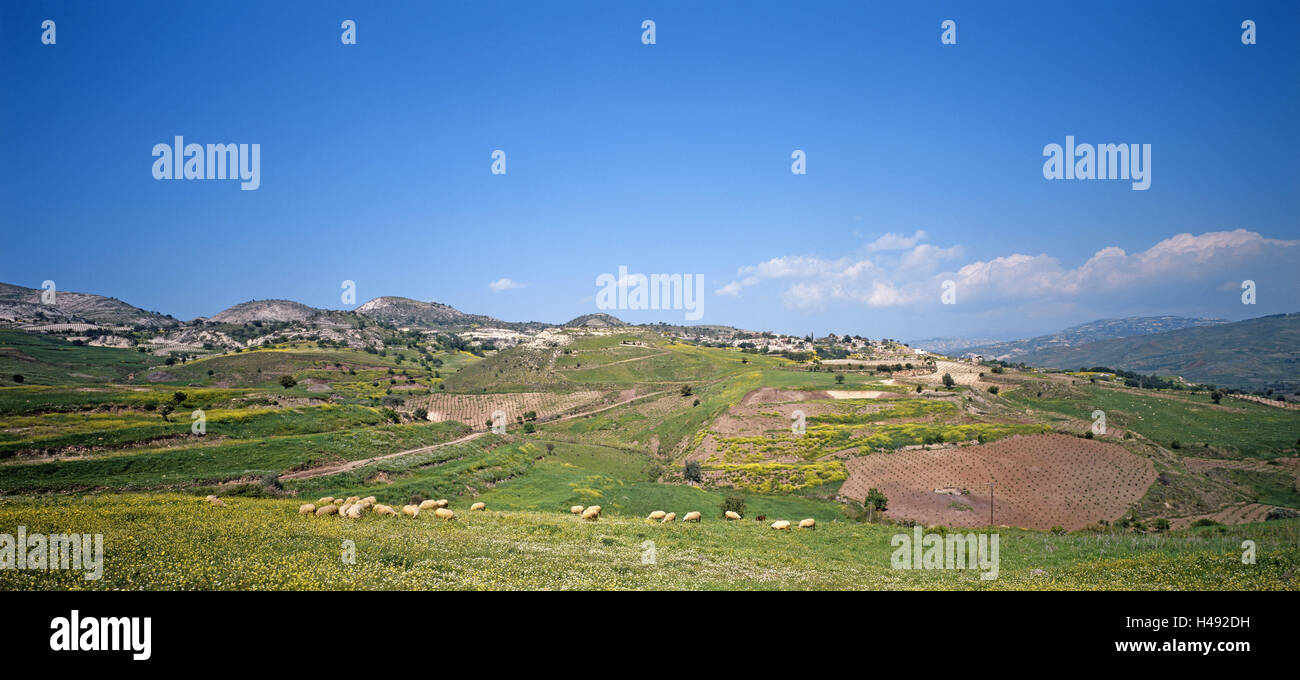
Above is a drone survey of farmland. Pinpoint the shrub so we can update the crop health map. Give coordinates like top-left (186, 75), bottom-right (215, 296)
top-left (279, 375), bottom-right (297, 389)
top-left (942, 373), bottom-right (955, 388)
top-left (680, 384), bottom-right (693, 397)
top-left (1153, 518), bottom-right (1171, 533)
top-left (11, 374), bottom-right (23, 383)
top-left (1170, 439), bottom-right (1181, 449)
top-left (683, 460), bottom-right (702, 483)
top-left (522, 422), bottom-right (536, 434)
top-left (720, 494), bottom-right (746, 517)
top-left (413, 407), bottom-right (429, 421)
top-left (987, 386), bottom-right (999, 395)
top-left (1049, 525), bottom-right (1066, 535)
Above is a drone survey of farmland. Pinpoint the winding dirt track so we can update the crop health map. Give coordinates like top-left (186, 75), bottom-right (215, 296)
top-left (278, 390), bottom-right (667, 482)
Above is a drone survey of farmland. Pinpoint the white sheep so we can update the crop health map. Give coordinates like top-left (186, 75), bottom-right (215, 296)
top-left (661, 512), bottom-right (676, 523)
top-left (345, 504), bottom-right (364, 519)
top-left (434, 508), bottom-right (455, 520)
top-left (570, 505), bottom-right (584, 515)
top-left (298, 504), bottom-right (316, 515)
top-left (374, 504), bottom-right (398, 516)
top-left (315, 496), bottom-right (335, 506)
top-left (647, 510), bottom-right (667, 521)
top-left (434, 499), bottom-right (449, 508)
top-left (401, 504), bottom-right (420, 518)
top-left (337, 503), bottom-right (354, 517)
top-left (345, 496), bottom-right (361, 505)
top-left (770, 520), bottom-right (791, 530)
top-left (798, 518), bottom-right (816, 529)
top-left (724, 510), bottom-right (741, 520)
top-left (360, 496), bottom-right (377, 505)
top-left (205, 495), bottom-right (226, 508)
top-left (315, 504), bottom-right (338, 516)
top-left (581, 505), bottom-right (602, 520)
top-left (418, 499), bottom-right (439, 510)
top-left (469, 502), bottom-right (486, 511)
top-left (683, 511), bottom-right (701, 522)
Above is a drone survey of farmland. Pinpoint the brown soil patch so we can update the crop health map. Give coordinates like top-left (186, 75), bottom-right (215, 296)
top-left (839, 433), bottom-right (1156, 530)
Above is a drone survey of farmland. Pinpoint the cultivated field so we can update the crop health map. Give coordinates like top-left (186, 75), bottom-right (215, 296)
top-left (839, 433), bottom-right (1157, 530)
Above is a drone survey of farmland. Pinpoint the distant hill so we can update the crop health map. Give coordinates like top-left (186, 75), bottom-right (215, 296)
top-left (0, 282), bottom-right (175, 328)
top-left (563, 313), bottom-right (627, 328)
top-left (355, 296), bottom-right (511, 329)
top-left (1017, 313), bottom-right (1300, 390)
top-left (209, 299), bottom-right (321, 324)
top-left (956, 316), bottom-right (1228, 360)
top-left (909, 337), bottom-right (1001, 355)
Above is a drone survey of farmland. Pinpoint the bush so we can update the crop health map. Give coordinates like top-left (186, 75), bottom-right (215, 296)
top-left (11, 374), bottom-right (23, 383)
top-left (942, 373), bottom-right (955, 388)
top-left (279, 375), bottom-right (297, 389)
top-left (720, 494), bottom-right (746, 517)
top-left (987, 386), bottom-right (999, 395)
top-left (1170, 439), bottom-right (1181, 450)
top-left (522, 422), bottom-right (536, 434)
top-left (1153, 518), bottom-right (1171, 532)
top-left (1049, 525), bottom-right (1066, 535)
top-left (680, 384), bottom-right (693, 397)
top-left (683, 460), bottom-right (702, 483)
top-left (413, 407), bottom-right (429, 421)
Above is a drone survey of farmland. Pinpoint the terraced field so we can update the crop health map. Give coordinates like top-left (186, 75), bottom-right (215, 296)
top-left (839, 433), bottom-right (1157, 530)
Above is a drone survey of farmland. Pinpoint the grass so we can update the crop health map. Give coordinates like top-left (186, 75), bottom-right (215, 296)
top-left (1003, 381), bottom-right (1300, 458)
top-left (1, 493), bottom-right (1295, 590)
top-left (0, 421), bottom-right (469, 493)
top-left (0, 330), bottom-right (159, 384)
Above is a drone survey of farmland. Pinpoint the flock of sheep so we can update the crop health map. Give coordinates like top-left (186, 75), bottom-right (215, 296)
top-left (297, 495), bottom-right (487, 520)
top-left (582, 505), bottom-right (816, 530)
top-left (289, 495), bottom-right (816, 530)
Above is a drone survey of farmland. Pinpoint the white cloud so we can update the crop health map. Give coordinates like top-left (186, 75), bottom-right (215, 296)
top-left (717, 229), bottom-right (1298, 314)
top-left (867, 230), bottom-right (928, 252)
top-left (488, 277), bottom-right (527, 292)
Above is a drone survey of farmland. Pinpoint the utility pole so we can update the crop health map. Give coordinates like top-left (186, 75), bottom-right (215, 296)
top-left (988, 481), bottom-right (994, 526)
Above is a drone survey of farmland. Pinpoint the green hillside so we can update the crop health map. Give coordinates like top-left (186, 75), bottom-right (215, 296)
top-left (1016, 313), bottom-right (1300, 390)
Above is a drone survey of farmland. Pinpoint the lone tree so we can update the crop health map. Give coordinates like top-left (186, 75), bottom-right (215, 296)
top-left (864, 487), bottom-right (888, 522)
top-left (835, 374), bottom-right (845, 384)
top-left (279, 375), bottom-right (297, 389)
top-left (683, 460), bottom-right (702, 483)
top-left (680, 384), bottom-right (693, 397)
top-left (942, 373), bottom-right (955, 388)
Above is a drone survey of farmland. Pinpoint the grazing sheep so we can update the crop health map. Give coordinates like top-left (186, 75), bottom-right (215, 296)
top-left (374, 504), bottom-right (398, 516)
top-left (570, 505), bottom-right (584, 515)
top-left (434, 499), bottom-right (449, 508)
top-left (345, 504), bottom-right (364, 519)
top-left (724, 510), bottom-right (741, 520)
top-left (581, 505), bottom-right (602, 520)
top-left (419, 499), bottom-right (439, 510)
top-left (337, 503), bottom-right (354, 517)
top-left (316, 497), bottom-right (335, 506)
top-left (647, 510), bottom-right (667, 521)
top-left (683, 511), bottom-right (701, 522)
top-left (434, 508), bottom-right (455, 520)
top-left (299, 504), bottom-right (316, 515)
top-left (205, 495), bottom-right (226, 508)
top-left (798, 518), bottom-right (816, 529)
top-left (401, 504), bottom-right (420, 518)
top-left (770, 520), bottom-right (791, 530)
top-left (661, 512), bottom-right (676, 523)
top-left (345, 496), bottom-right (361, 505)
top-left (469, 502), bottom-right (486, 511)
top-left (360, 496), bottom-right (377, 505)
top-left (315, 504), bottom-right (338, 516)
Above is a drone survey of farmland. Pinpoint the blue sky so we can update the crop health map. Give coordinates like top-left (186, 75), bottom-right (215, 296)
top-left (2, 1), bottom-right (1297, 340)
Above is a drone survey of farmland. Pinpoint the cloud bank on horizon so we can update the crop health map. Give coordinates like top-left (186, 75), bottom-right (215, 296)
top-left (714, 229), bottom-right (1299, 335)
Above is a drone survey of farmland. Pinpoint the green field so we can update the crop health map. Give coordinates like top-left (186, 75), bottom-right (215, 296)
top-left (1, 327), bottom-right (1297, 590)
top-left (0, 494), bottom-right (1294, 590)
